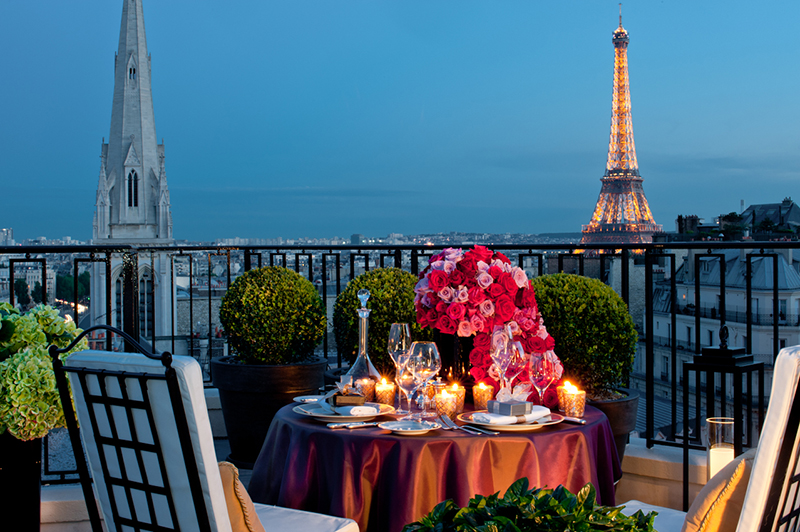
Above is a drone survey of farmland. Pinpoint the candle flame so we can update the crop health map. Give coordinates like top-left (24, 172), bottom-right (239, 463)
top-left (477, 382), bottom-right (487, 389)
top-left (564, 381), bottom-right (579, 393)
top-left (381, 377), bottom-right (388, 385)
top-left (441, 390), bottom-right (451, 397)
top-left (451, 383), bottom-right (459, 390)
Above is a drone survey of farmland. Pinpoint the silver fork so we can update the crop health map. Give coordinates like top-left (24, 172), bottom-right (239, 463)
top-left (439, 414), bottom-right (485, 435)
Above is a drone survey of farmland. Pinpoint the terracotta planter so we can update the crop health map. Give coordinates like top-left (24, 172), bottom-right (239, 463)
top-left (589, 388), bottom-right (639, 465)
top-left (0, 431), bottom-right (42, 531)
top-left (211, 356), bottom-right (326, 468)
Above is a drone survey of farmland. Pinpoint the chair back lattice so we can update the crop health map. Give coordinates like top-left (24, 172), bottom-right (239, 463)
top-left (51, 325), bottom-right (213, 532)
top-left (762, 381), bottom-right (800, 532)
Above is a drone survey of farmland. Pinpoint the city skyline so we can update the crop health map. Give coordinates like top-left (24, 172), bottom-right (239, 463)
top-left (1, 0), bottom-right (798, 242)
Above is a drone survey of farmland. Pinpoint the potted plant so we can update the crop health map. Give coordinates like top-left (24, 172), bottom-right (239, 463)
top-left (403, 477), bottom-right (656, 532)
top-left (213, 266), bottom-right (326, 467)
top-left (531, 273), bottom-right (639, 462)
top-left (332, 267), bottom-right (431, 378)
top-left (0, 303), bottom-right (88, 529)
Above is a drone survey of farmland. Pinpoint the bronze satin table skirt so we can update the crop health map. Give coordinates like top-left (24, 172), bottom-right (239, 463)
top-left (249, 404), bottom-right (621, 532)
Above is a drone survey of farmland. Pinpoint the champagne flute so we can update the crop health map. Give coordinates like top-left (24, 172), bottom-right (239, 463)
top-left (408, 341), bottom-right (442, 419)
top-left (388, 323), bottom-right (413, 414)
top-left (504, 339), bottom-right (528, 390)
top-left (489, 326), bottom-right (512, 391)
top-left (529, 355), bottom-right (556, 405)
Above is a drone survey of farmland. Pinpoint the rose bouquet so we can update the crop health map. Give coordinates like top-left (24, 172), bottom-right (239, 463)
top-left (414, 245), bottom-right (563, 406)
top-left (0, 303), bottom-right (88, 441)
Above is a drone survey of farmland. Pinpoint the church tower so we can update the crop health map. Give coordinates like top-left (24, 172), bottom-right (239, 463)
top-left (94, 0), bottom-right (172, 243)
top-left (580, 10), bottom-right (661, 249)
top-left (92, 0), bottom-right (174, 348)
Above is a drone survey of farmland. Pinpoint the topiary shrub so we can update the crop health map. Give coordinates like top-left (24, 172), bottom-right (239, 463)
top-left (219, 266), bottom-right (326, 365)
top-left (333, 268), bottom-right (432, 375)
top-left (531, 273), bottom-right (638, 400)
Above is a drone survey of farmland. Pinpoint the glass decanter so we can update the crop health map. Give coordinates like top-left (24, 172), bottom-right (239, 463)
top-left (345, 289), bottom-right (381, 384)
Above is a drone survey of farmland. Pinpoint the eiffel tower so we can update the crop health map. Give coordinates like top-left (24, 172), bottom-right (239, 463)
top-left (581, 9), bottom-right (661, 249)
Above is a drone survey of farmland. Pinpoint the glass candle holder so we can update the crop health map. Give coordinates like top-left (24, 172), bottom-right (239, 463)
top-left (472, 383), bottom-right (494, 411)
top-left (435, 390), bottom-right (458, 420)
top-left (375, 378), bottom-right (396, 406)
top-left (560, 382), bottom-right (586, 418)
top-left (707, 417), bottom-right (735, 480)
top-left (355, 377), bottom-right (376, 402)
top-left (448, 383), bottom-right (466, 413)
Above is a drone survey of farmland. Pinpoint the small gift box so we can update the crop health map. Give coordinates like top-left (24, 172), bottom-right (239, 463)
top-left (487, 399), bottom-right (533, 416)
top-left (329, 393), bottom-right (366, 407)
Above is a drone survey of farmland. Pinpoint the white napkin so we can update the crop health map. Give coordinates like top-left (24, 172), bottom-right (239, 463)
top-left (335, 405), bottom-right (379, 416)
top-left (472, 405), bottom-right (551, 425)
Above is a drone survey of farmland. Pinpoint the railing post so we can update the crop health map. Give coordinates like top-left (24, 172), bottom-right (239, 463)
top-left (121, 250), bottom-right (140, 351)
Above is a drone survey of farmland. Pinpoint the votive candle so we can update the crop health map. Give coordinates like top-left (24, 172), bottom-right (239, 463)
top-left (375, 377), bottom-right (396, 406)
top-left (356, 377), bottom-right (376, 402)
top-left (561, 381), bottom-right (586, 418)
top-left (435, 389), bottom-right (457, 420)
top-left (449, 383), bottom-right (466, 413)
top-left (472, 382), bottom-right (494, 411)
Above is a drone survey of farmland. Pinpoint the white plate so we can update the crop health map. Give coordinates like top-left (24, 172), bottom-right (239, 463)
top-left (293, 395), bottom-right (327, 404)
top-left (457, 411), bottom-right (565, 432)
top-left (378, 420), bottom-right (440, 436)
top-left (293, 402), bottom-right (395, 423)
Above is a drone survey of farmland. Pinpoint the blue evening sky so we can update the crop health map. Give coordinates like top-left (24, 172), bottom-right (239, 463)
top-left (1, 1), bottom-right (798, 242)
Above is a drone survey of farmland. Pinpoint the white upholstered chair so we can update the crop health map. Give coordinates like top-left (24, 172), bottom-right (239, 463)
top-left (623, 345), bottom-right (800, 532)
top-left (51, 330), bottom-right (358, 532)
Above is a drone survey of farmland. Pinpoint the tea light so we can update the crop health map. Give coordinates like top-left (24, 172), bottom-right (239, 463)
top-left (355, 377), bottom-right (376, 402)
top-left (375, 377), bottom-right (396, 406)
top-left (472, 382), bottom-right (494, 411)
top-left (560, 381), bottom-right (586, 418)
top-left (435, 389), bottom-right (457, 420)
top-left (449, 383), bottom-right (466, 413)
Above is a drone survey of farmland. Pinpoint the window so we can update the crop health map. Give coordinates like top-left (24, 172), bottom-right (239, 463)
top-left (780, 338), bottom-right (787, 349)
top-left (115, 279), bottom-right (123, 330)
top-left (127, 170), bottom-right (138, 207)
top-left (129, 67), bottom-right (136, 80)
top-left (708, 330), bottom-right (714, 346)
top-left (661, 356), bottom-right (669, 381)
top-left (139, 275), bottom-right (154, 339)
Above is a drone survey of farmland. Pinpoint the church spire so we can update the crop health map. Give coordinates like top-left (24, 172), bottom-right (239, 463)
top-left (95, 0), bottom-right (172, 243)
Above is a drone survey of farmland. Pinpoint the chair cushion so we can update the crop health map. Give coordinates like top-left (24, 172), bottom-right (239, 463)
top-left (682, 449), bottom-right (757, 532)
top-left (218, 462), bottom-right (266, 532)
top-left (252, 503), bottom-right (360, 532)
top-left (623, 500), bottom-right (687, 532)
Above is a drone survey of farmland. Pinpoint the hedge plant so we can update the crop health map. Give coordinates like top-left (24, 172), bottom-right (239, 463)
top-left (333, 268), bottom-right (432, 375)
top-left (531, 273), bottom-right (638, 400)
top-left (219, 266), bottom-right (326, 365)
top-left (403, 477), bottom-right (656, 532)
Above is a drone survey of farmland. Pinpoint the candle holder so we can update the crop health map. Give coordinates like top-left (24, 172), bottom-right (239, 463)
top-left (375, 379), bottom-right (396, 406)
top-left (472, 383), bottom-right (494, 411)
top-left (707, 417), bottom-right (735, 480)
top-left (449, 384), bottom-right (466, 413)
top-left (435, 391), bottom-right (457, 420)
top-left (355, 378), bottom-right (376, 402)
top-left (559, 383), bottom-right (586, 418)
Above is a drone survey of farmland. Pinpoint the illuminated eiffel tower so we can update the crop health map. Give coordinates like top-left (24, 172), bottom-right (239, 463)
top-left (581, 9), bottom-right (661, 249)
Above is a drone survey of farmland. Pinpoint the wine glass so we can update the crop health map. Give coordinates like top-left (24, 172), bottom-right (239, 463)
top-left (387, 323), bottom-right (413, 414)
top-left (529, 355), bottom-right (556, 405)
top-left (489, 326), bottom-right (512, 391)
top-left (504, 338), bottom-right (528, 390)
top-left (408, 341), bottom-right (442, 419)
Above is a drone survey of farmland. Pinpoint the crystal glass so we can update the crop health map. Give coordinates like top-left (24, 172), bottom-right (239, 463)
top-left (387, 323), bottom-right (412, 414)
top-left (502, 325), bottom-right (527, 389)
top-left (529, 354), bottom-right (556, 404)
top-left (408, 341), bottom-right (442, 419)
top-left (489, 326), bottom-right (512, 391)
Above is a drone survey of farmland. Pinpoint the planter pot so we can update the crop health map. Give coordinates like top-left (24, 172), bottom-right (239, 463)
top-left (211, 356), bottom-right (326, 468)
top-left (588, 387), bottom-right (639, 465)
top-left (0, 431), bottom-right (42, 531)
top-left (324, 366), bottom-right (348, 386)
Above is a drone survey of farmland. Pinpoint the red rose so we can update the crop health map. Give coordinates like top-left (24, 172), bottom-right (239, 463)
top-left (449, 269), bottom-right (466, 286)
top-left (494, 295), bottom-right (516, 321)
top-left (469, 346), bottom-right (489, 367)
top-left (468, 286), bottom-right (486, 304)
top-left (521, 286), bottom-right (538, 310)
top-left (447, 302), bottom-right (466, 321)
top-left (545, 335), bottom-right (555, 351)
top-left (528, 336), bottom-right (547, 353)
top-left (436, 300), bottom-right (448, 314)
top-left (428, 270), bottom-right (448, 292)
top-left (494, 252), bottom-right (510, 264)
top-left (473, 332), bottom-right (491, 349)
top-left (488, 265), bottom-right (503, 279)
top-left (470, 366), bottom-right (487, 382)
top-left (488, 283), bottom-right (506, 298)
top-left (435, 315), bottom-right (457, 334)
top-left (499, 273), bottom-right (519, 297)
top-left (470, 245), bottom-right (493, 263)
top-left (541, 385), bottom-right (559, 409)
top-left (458, 255), bottom-right (478, 276)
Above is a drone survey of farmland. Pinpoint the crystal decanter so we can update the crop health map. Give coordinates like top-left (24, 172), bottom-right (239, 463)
top-left (345, 289), bottom-right (381, 383)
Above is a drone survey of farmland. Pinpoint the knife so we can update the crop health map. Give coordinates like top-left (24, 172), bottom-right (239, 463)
top-left (562, 416), bottom-right (587, 425)
top-left (327, 421), bottom-right (379, 430)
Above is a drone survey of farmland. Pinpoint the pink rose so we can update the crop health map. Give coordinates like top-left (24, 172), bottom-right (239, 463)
top-left (457, 320), bottom-right (473, 337)
top-left (506, 320), bottom-right (520, 336)
top-left (478, 299), bottom-right (495, 317)
top-left (494, 295), bottom-right (516, 321)
top-left (512, 267), bottom-right (529, 288)
top-left (437, 286), bottom-right (455, 303)
top-left (470, 313), bottom-right (486, 333)
top-left (455, 287), bottom-right (470, 304)
top-left (428, 270), bottom-right (448, 292)
top-left (443, 248), bottom-right (462, 261)
top-left (447, 302), bottom-right (466, 321)
top-left (435, 315), bottom-right (457, 334)
top-left (414, 277), bottom-right (430, 295)
top-left (476, 272), bottom-right (493, 289)
top-left (443, 260), bottom-right (457, 274)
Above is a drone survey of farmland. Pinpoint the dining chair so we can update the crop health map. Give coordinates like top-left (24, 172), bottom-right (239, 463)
top-left (50, 325), bottom-right (358, 532)
top-left (622, 344), bottom-right (800, 532)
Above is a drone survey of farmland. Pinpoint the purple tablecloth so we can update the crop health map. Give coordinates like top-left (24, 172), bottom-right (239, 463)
top-left (249, 404), bottom-right (621, 532)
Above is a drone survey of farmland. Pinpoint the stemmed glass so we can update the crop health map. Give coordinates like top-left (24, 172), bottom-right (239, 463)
top-left (529, 355), bottom-right (556, 405)
top-left (489, 326), bottom-right (512, 392)
top-left (503, 336), bottom-right (528, 390)
top-left (408, 341), bottom-right (442, 420)
top-left (387, 323), bottom-right (413, 414)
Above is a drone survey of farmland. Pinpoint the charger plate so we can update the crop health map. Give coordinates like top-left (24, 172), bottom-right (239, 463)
top-left (378, 420), bottom-right (440, 436)
top-left (293, 402), bottom-right (395, 423)
top-left (457, 411), bottom-right (564, 432)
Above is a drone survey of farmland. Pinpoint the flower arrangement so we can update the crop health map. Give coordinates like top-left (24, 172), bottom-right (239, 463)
top-left (414, 246), bottom-right (563, 406)
top-left (0, 303), bottom-right (88, 441)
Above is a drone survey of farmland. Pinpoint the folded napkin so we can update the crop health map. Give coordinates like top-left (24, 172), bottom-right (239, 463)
top-left (335, 405), bottom-right (379, 416)
top-left (472, 405), bottom-right (550, 425)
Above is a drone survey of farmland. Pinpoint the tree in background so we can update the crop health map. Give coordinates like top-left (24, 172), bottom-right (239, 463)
top-left (31, 281), bottom-right (43, 304)
top-left (14, 279), bottom-right (30, 307)
top-left (56, 272), bottom-right (91, 303)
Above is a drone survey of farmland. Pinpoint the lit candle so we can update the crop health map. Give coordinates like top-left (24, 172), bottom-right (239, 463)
top-left (435, 389), bottom-right (457, 420)
top-left (707, 418), bottom-right (735, 480)
top-left (355, 377), bottom-right (376, 402)
top-left (472, 382), bottom-right (494, 411)
top-left (375, 377), bottom-right (396, 406)
top-left (561, 381), bottom-right (586, 418)
top-left (708, 447), bottom-right (735, 479)
top-left (449, 383), bottom-right (466, 413)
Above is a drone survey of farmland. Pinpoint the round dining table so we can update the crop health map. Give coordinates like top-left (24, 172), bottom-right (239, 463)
top-left (249, 404), bottom-right (621, 532)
